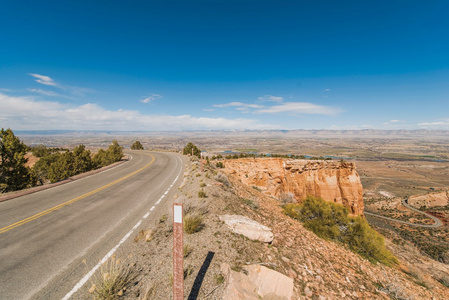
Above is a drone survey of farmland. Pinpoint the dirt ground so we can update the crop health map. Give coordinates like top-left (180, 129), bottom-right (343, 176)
top-left (357, 160), bottom-right (449, 199)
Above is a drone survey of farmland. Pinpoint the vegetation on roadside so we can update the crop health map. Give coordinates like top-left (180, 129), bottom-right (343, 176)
top-left (88, 256), bottom-right (135, 300)
top-left (183, 142), bottom-right (201, 158)
top-left (283, 196), bottom-right (398, 266)
top-left (183, 204), bottom-right (207, 234)
top-left (0, 128), bottom-right (35, 192)
top-left (131, 140), bottom-right (144, 150)
top-left (0, 128), bottom-right (124, 192)
top-left (34, 140), bottom-right (123, 183)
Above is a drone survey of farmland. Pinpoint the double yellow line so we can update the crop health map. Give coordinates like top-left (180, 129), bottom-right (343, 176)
top-left (0, 154), bottom-right (156, 235)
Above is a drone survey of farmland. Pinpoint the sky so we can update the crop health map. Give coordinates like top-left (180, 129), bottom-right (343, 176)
top-left (1, 0), bottom-right (448, 131)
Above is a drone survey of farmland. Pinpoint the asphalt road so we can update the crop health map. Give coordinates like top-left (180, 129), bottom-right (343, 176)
top-left (0, 151), bottom-right (185, 300)
top-left (365, 199), bottom-right (443, 228)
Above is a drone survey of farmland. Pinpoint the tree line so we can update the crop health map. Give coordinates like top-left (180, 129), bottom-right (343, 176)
top-left (0, 128), bottom-right (123, 193)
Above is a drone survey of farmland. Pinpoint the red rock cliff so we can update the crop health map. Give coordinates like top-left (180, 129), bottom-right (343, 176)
top-left (223, 158), bottom-right (364, 215)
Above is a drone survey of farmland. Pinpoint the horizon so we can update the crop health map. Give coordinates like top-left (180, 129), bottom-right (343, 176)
top-left (1, 1), bottom-right (448, 131)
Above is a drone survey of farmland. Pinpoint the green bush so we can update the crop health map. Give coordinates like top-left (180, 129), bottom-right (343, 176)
top-left (198, 189), bottom-right (206, 198)
top-left (283, 196), bottom-right (397, 266)
top-left (131, 140), bottom-right (144, 150)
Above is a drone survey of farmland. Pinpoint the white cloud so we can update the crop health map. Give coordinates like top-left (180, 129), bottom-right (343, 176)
top-left (213, 102), bottom-right (263, 109)
top-left (203, 108), bottom-right (215, 112)
top-left (141, 94), bottom-right (162, 103)
top-left (29, 73), bottom-right (57, 86)
top-left (255, 102), bottom-right (342, 115)
top-left (257, 95), bottom-right (284, 103)
top-left (418, 120), bottom-right (449, 127)
top-left (324, 89), bottom-right (331, 92)
top-left (28, 73), bottom-right (94, 97)
top-left (213, 102), bottom-right (244, 108)
top-left (246, 104), bottom-right (264, 108)
top-left (0, 93), bottom-right (277, 130)
top-left (382, 119), bottom-right (405, 125)
top-left (28, 88), bottom-right (65, 97)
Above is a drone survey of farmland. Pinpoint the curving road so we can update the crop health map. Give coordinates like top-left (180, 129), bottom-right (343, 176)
top-left (0, 151), bottom-right (185, 300)
top-left (365, 199), bottom-right (443, 228)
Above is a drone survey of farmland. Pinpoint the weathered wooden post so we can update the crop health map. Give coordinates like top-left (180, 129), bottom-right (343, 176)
top-left (173, 203), bottom-right (184, 300)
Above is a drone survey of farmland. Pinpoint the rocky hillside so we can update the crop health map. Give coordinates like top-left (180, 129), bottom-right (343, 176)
top-left (105, 156), bottom-right (449, 300)
top-left (223, 158), bottom-right (364, 215)
top-left (409, 191), bottom-right (449, 208)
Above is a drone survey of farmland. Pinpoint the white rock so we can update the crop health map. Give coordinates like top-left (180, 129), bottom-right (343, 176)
top-left (219, 214), bottom-right (274, 243)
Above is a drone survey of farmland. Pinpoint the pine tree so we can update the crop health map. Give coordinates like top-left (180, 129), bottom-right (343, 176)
top-left (131, 141), bottom-right (144, 150)
top-left (0, 128), bottom-right (33, 192)
top-left (183, 142), bottom-right (200, 158)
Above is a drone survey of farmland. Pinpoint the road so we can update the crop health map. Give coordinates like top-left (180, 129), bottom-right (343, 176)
top-left (0, 151), bottom-right (185, 300)
top-left (365, 199), bottom-right (443, 228)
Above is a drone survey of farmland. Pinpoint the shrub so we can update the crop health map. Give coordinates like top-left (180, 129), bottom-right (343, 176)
top-left (184, 214), bottom-right (203, 234)
top-left (89, 256), bottom-right (135, 299)
top-left (183, 204), bottom-right (207, 234)
top-left (279, 192), bottom-right (296, 204)
top-left (214, 172), bottom-right (229, 186)
top-left (283, 196), bottom-right (397, 266)
top-left (243, 198), bottom-right (259, 209)
top-left (198, 189), bottom-right (206, 198)
top-left (130, 140), bottom-right (144, 150)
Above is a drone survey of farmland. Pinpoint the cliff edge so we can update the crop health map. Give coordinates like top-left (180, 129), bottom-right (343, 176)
top-left (223, 158), bottom-right (364, 215)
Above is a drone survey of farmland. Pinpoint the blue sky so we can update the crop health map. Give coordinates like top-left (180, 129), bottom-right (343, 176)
top-left (1, 0), bottom-right (448, 131)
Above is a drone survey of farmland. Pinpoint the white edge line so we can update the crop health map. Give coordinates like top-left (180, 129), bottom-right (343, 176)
top-left (63, 155), bottom-right (184, 300)
top-left (132, 220), bottom-right (142, 230)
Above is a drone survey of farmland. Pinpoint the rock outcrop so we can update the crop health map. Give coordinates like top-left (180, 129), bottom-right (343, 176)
top-left (224, 158), bottom-right (364, 215)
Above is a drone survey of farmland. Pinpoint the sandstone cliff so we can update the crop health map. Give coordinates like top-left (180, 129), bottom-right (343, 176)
top-left (223, 158), bottom-right (364, 215)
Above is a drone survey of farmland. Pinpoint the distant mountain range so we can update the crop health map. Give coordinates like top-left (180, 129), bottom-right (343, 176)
top-left (15, 129), bottom-right (449, 138)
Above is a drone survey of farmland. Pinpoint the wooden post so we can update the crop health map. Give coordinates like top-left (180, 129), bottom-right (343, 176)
top-left (173, 204), bottom-right (184, 300)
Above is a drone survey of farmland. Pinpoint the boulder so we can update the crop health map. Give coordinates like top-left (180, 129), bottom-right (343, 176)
top-left (221, 263), bottom-right (294, 300)
top-left (219, 214), bottom-right (273, 243)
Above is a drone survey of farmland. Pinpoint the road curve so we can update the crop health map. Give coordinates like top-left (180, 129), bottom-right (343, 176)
top-left (365, 199), bottom-right (443, 228)
top-left (0, 151), bottom-right (185, 300)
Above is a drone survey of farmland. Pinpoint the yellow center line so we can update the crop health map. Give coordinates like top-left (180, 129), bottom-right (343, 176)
top-left (0, 154), bottom-right (156, 235)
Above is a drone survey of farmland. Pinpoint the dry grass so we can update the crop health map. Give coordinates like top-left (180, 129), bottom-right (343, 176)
top-left (141, 283), bottom-right (159, 300)
top-left (134, 229), bottom-right (155, 243)
top-left (183, 204), bottom-right (207, 234)
top-left (279, 192), bottom-right (296, 204)
top-left (88, 256), bottom-right (136, 299)
top-left (184, 213), bottom-right (203, 234)
top-left (183, 244), bottom-right (193, 258)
